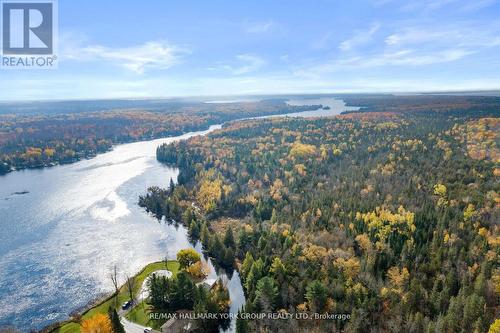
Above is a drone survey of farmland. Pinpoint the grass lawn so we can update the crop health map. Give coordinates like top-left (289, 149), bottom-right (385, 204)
top-left (52, 322), bottom-right (80, 333)
top-left (125, 300), bottom-right (166, 329)
top-left (52, 260), bottom-right (179, 333)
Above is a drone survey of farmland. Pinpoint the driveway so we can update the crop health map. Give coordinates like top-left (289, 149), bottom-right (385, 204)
top-left (119, 269), bottom-right (171, 333)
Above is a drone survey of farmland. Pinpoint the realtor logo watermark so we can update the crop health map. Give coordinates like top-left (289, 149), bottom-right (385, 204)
top-left (1, 0), bottom-right (57, 68)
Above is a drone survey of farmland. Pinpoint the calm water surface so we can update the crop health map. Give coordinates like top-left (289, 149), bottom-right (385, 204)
top-left (0, 98), bottom-right (356, 331)
top-left (0, 126), bottom-right (228, 330)
top-left (286, 97), bottom-right (359, 117)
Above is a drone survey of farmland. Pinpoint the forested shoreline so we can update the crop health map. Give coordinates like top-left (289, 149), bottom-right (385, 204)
top-left (0, 100), bottom-right (320, 175)
top-left (140, 100), bottom-right (499, 332)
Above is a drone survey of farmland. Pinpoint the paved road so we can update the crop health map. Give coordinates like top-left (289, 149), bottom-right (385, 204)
top-left (121, 317), bottom-right (145, 333)
top-left (120, 304), bottom-right (161, 333)
top-left (121, 317), bottom-right (160, 333)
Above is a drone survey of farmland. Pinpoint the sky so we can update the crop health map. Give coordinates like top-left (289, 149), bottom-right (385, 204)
top-left (1, 0), bottom-right (500, 101)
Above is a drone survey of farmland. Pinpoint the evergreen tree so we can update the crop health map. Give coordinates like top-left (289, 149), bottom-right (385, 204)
top-left (223, 247), bottom-right (235, 267)
top-left (241, 252), bottom-right (254, 280)
top-left (236, 308), bottom-right (248, 333)
top-left (169, 177), bottom-right (175, 194)
top-left (223, 227), bottom-right (235, 249)
top-left (107, 307), bottom-right (125, 333)
top-left (200, 222), bottom-right (211, 247)
top-left (305, 280), bottom-right (329, 313)
top-left (188, 219), bottom-right (200, 239)
top-left (254, 277), bottom-right (279, 312)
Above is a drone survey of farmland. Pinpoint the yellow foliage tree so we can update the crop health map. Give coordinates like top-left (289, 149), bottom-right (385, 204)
top-left (270, 179), bottom-right (284, 201)
top-left (294, 163), bottom-right (307, 176)
top-left (334, 257), bottom-right (361, 280)
top-left (433, 183), bottom-right (448, 207)
top-left (80, 313), bottom-right (112, 333)
top-left (289, 141), bottom-right (317, 158)
top-left (320, 145), bottom-right (328, 160)
top-left (43, 148), bottom-right (55, 157)
top-left (355, 234), bottom-right (372, 253)
top-left (433, 183), bottom-right (447, 196)
top-left (488, 319), bottom-right (500, 333)
top-left (299, 243), bottom-right (330, 264)
top-left (177, 248), bottom-right (201, 269)
top-left (355, 206), bottom-right (415, 244)
top-left (185, 260), bottom-right (209, 278)
top-left (197, 178), bottom-right (223, 212)
top-left (387, 266), bottom-right (410, 296)
top-left (463, 203), bottom-right (476, 222)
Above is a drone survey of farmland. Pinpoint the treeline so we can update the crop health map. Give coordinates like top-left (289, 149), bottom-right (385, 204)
top-left (0, 100), bottom-right (320, 175)
top-left (145, 108), bottom-right (499, 332)
top-left (0, 138), bottom-right (113, 173)
top-left (341, 94), bottom-right (500, 117)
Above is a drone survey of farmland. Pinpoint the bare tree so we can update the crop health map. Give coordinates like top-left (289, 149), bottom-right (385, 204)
top-left (110, 265), bottom-right (120, 306)
top-left (125, 274), bottom-right (135, 303)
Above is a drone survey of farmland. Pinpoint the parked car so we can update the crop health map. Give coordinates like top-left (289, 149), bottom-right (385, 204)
top-left (144, 328), bottom-right (152, 333)
top-left (121, 300), bottom-right (132, 310)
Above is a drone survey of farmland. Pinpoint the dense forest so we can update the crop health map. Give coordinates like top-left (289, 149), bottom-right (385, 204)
top-left (139, 99), bottom-right (499, 332)
top-left (0, 100), bottom-right (319, 174)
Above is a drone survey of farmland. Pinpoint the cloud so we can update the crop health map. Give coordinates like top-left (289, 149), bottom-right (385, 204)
top-left (385, 30), bottom-right (447, 46)
top-left (375, 0), bottom-right (497, 12)
top-left (459, 0), bottom-right (497, 11)
top-left (5, 73), bottom-right (498, 102)
top-left (212, 54), bottom-right (266, 75)
top-left (244, 20), bottom-right (275, 34)
top-left (311, 32), bottom-right (334, 50)
top-left (368, 48), bottom-right (472, 66)
top-left (62, 40), bottom-right (188, 74)
top-left (371, 0), bottom-right (397, 6)
top-left (297, 21), bottom-right (500, 77)
top-left (420, 0), bottom-right (497, 11)
top-left (385, 25), bottom-right (500, 48)
top-left (421, 0), bottom-right (460, 10)
top-left (295, 48), bottom-right (473, 78)
top-left (339, 23), bottom-right (381, 51)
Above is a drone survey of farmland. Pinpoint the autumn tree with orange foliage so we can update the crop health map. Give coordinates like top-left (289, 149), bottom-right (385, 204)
top-left (80, 313), bottom-right (112, 333)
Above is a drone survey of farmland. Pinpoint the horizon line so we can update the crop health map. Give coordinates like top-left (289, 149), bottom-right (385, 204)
top-left (1, 89), bottom-right (500, 104)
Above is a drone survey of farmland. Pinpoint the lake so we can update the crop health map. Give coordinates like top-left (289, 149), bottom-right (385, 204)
top-left (0, 97), bottom-right (357, 331)
top-left (285, 97), bottom-right (359, 117)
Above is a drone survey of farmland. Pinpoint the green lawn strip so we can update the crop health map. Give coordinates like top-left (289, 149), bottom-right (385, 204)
top-left (125, 300), bottom-right (165, 329)
top-left (52, 260), bottom-right (179, 333)
top-left (51, 322), bottom-right (80, 333)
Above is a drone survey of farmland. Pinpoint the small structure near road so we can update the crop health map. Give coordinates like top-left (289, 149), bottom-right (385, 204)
top-left (196, 278), bottom-right (217, 291)
top-left (160, 310), bottom-right (197, 333)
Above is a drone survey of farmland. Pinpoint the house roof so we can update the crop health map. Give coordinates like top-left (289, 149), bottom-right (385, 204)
top-left (196, 278), bottom-right (217, 288)
top-left (160, 310), bottom-right (193, 329)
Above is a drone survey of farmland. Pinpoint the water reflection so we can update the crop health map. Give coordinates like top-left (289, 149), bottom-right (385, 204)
top-left (0, 126), bottom-right (222, 330)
